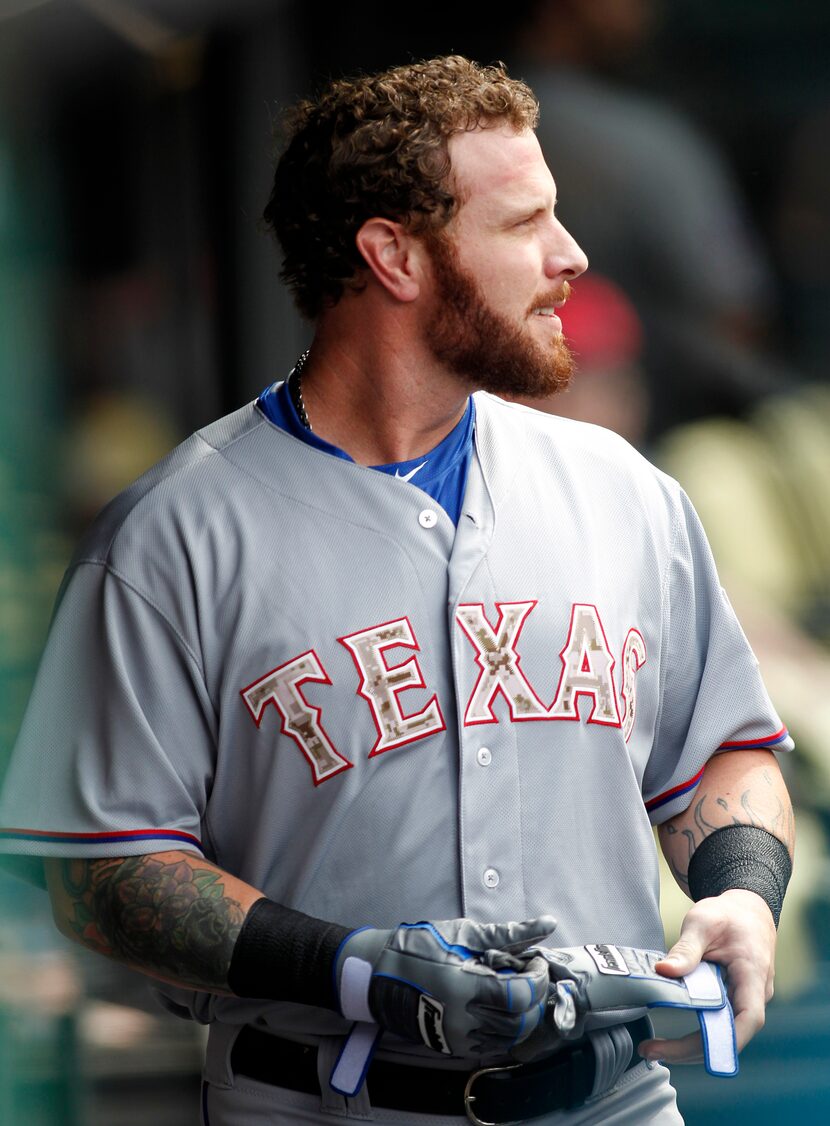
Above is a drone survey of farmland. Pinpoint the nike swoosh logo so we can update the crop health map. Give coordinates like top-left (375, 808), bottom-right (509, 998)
top-left (394, 461), bottom-right (427, 483)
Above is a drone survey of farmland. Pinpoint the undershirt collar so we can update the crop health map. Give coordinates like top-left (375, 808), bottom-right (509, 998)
top-left (256, 379), bottom-right (475, 525)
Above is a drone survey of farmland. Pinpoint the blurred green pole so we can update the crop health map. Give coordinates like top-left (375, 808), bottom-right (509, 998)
top-left (0, 116), bottom-right (68, 767)
top-left (0, 103), bottom-right (80, 1124)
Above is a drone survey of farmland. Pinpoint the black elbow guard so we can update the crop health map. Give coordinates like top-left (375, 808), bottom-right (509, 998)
top-left (687, 825), bottom-right (792, 928)
top-left (227, 897), bottom-right (350, 1010)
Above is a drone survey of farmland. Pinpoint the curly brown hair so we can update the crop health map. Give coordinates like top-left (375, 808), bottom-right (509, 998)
top-left (263, 55), bottom-right (539, 319)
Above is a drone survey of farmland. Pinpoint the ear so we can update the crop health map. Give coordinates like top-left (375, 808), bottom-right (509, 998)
top-left (355, 217), bottom-right (426, 303)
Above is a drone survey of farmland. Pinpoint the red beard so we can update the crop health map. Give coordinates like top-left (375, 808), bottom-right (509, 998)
top-left (424, 231), bottom-right (575, 398)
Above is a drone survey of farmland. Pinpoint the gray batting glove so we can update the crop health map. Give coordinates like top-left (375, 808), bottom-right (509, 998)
top-left (512, 943), bottom-right (737, 1076)
top-left (334, 917), bottom-right (555, 1059)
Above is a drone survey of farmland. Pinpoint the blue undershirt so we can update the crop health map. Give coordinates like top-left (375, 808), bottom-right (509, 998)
top-left (256, 379), bottom-right (475, 525)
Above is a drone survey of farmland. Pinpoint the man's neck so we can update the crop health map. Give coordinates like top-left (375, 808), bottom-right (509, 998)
top-left (296, 320), bottom-right (471, 466)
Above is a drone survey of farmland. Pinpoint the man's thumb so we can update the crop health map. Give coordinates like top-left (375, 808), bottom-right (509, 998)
top-left (656, 939), bottom-right (701, 977)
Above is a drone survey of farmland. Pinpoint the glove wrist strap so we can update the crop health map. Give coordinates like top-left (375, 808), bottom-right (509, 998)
top-left (339, 956), bottom-right (375, 1022)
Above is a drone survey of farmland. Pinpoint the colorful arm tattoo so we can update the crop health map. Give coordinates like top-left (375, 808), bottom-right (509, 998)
top-left (59, 853), bottom-right (246, 991)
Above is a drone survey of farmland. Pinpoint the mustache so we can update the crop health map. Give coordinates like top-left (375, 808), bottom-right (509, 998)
top-left (527, 281), bottom-right (572, 315)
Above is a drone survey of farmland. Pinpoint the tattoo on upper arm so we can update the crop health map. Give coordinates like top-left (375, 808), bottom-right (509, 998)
top-left (60, 855), bottom-right (245, 990)
top-left (693, 797), bottom-right (720, 837)
top-left (663, 783), bottom-right (794, 889)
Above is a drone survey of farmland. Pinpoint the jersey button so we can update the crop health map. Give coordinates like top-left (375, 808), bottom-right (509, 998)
top-left (483, 868), bottom-right (500, 889)
top-left (418, 509), bottom-right (438, 528)
top-left (476, 747), bottom-right (492, 767)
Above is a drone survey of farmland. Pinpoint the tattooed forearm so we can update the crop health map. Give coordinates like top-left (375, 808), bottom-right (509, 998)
top-left (658, 750), bottom-right (795, 892)
top-left (662, 823), bottom-right (696, 890)
top-left (57, 854), bottom-right (246, 991)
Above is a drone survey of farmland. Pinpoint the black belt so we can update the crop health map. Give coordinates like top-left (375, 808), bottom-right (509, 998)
top-left (231, 1017), bottom-right (651, 1123)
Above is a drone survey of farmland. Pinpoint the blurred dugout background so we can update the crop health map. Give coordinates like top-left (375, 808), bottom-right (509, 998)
top-left (1, 0), bottom-right (830, 1122)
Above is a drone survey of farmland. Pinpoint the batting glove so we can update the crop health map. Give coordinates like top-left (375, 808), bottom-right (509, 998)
top-left (515, 942), bottom-right (738, 1077)
top-left (334, 917), bottom-right (554, 1061)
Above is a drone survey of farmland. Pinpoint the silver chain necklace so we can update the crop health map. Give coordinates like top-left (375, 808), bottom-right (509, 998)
top-left (290, 350), bottom-right (312, 430)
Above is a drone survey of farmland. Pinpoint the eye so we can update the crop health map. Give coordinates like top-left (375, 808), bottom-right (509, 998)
top-left (513, 206), bottom-right (549, 229)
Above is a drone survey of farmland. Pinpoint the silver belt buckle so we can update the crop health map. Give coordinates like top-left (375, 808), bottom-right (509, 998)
top-left (463, 1061), bottom-right (523, 1126)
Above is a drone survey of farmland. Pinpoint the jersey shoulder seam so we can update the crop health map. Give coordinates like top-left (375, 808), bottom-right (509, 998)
top-left (94, 408), bottom-right (268, 560)
top-left (67, 559), bottom-right (207, 679)
top-left (194, 409), bottom-right (269, 455)
top-left (101, 435), bottom-right (213, 559)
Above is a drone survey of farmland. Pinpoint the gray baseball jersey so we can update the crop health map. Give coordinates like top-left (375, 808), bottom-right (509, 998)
top-left (0, 392), bottom-right (791, 1055)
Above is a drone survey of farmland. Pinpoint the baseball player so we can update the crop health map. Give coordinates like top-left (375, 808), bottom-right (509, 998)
top-left (0, 57), bottom-right (794, 1125)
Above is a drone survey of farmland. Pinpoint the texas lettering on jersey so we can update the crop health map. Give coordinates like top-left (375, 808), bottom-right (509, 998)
top-left (240, 602), bottom-right (645, 785)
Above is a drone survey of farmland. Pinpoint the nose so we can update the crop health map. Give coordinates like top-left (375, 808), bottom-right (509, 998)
top-left (544, 219), bottom-right (589, 281)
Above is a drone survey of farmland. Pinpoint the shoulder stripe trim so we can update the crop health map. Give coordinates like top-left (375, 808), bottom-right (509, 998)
top-left (0, 828), bottom-right (203, 851)
top-left (718, 725), bottom-right (789, 750)
top-left (645, 765), bottom-right (706, 813)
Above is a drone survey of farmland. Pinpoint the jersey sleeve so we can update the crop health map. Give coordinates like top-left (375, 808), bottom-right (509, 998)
top-left (642, 486), bottom-right (793, 825)
top-left (0, 560), bottom-right (216, 880)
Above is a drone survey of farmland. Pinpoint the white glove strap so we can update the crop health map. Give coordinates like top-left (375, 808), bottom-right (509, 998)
top-left (332, 957), bottom-right (381, 1096)
top-left (698, 1006), bottom-right (739, 1077)
top-left (682, 961), bottom-right (723, 1005)
top-left (339, 956), bottom-right (374, 1022)
top-left (329, 1022), bottom-right (382, 1097)
top-left (681, 961), bottom-right (738, 1076)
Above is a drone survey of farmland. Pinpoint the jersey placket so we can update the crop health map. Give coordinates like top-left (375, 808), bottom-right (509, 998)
top-left (448, 453), bottom-right (529, 922)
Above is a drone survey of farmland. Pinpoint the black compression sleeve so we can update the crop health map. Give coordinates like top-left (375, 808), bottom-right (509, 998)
top-left (227, 897), bottom-right (350, 1009)
top-left (687, 825), bottom-right (792, 928)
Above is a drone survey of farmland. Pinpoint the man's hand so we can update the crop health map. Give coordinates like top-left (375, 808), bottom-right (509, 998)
top-left (639, 888), bottom-right (775, 1064)
top-left (653, 748), bottom-right (794, 1064)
